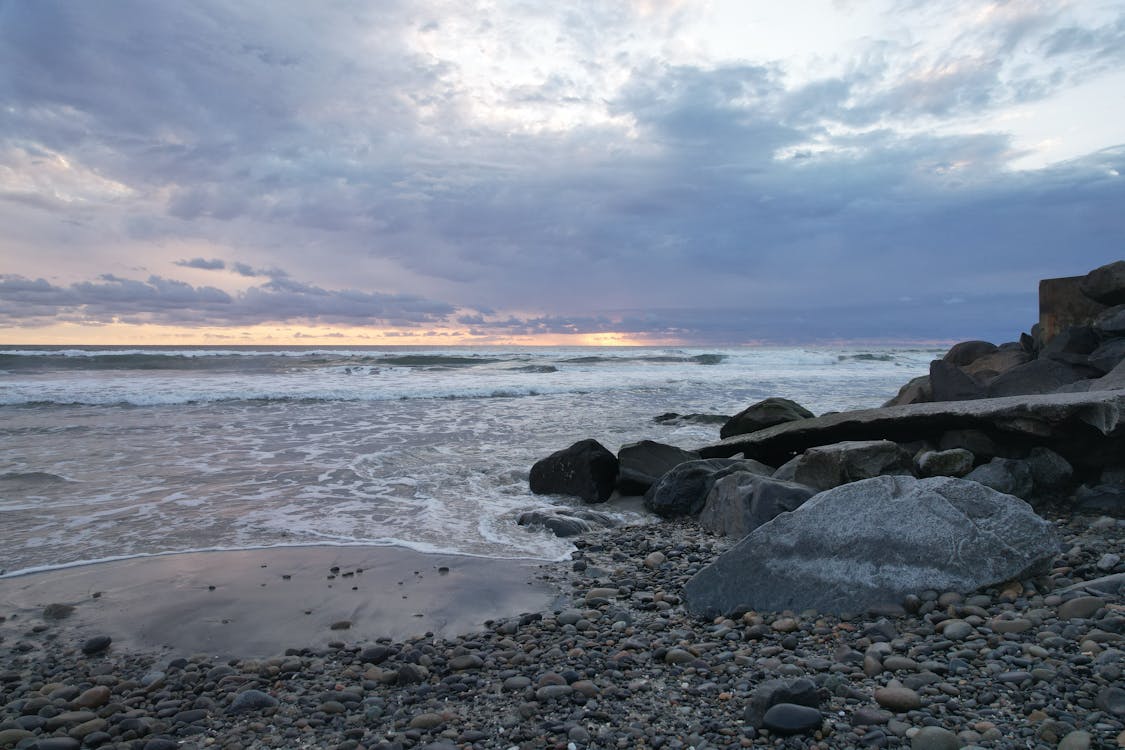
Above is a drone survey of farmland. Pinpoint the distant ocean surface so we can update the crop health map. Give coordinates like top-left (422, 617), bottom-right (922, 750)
top-left (0, 345), bottom-right (941, 577)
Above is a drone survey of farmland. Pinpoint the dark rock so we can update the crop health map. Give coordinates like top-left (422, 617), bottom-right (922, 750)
top-left (652, 412), bottom-right (729, 426)
top-left (360, 645), bottom-right (394, 664)
top-left (915, 448), bottom-right (974, 478)
top-left (517, 508), bottom-right (617, 538)
top-left (698, 391), bottom-right (1125, 470)
top-left (987, 358), bottom-right (1096, 398)
top-left (964, 458), bottom-right (1034, 499)
top-left (1096, 686), bottom-right (1125, 717)
top-left (683, 475), bottom-right (1061, 617)
top-left (882, 374), bottom-right (932, 407)
top-left (938, 429), bottom-right (997, 458)
top-left (43, 603), bottom-right (76, 620)
top-left (36, 738), bottom-right (81, 750)
top-left (792, 440), bottom-right (912, 491)
top-left (529, 439), bottom-right (619, 503)
top-left (141, 740), bottom-right (179, 750)
top-left (744, 678), bottom-right (820, 728)
top-left (81, 635), bottom-right (111, 655)
top-left (762, 703), bottom-right (823, 735)
top-left (1061, 357), bottom-right (1125, 393)
top-left (1041, 274), bottom-right (1110, 345)
top-left (1025, 446), bottom-right (1073, 489)
top-left (943, 340), bottom-right (998, 366)
top-left (229, 689), bottom-right (278, 714)
top-left (1074, 482), bottom-right (1125, 515)
top-left (698, 472), bottom-right (815, 537)
top-left (1080, 260), bottom-right (1125, 306)
top-left (643, 458), bottom-right (772, 518)
top-left (616, 440), bottom-right (699, 494)
top-left (720, 397), bottom-right (815, 440)
top-left (1043, 325), bottom-right (1100, 358)
top-left (929, 360), bottom-right (987, 401)
top-left (962, 348), bottom-right (1032, 380)
top-left (1089, 338), bottom-right (1125, 374)
top-left (1094, 304), bottom-right (1125, 337)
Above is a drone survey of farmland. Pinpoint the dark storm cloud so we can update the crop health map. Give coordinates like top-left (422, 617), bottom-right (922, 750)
top-left (1, 1), bottom-right (1123, 341)
top-left (0, 273), bottom-right (454, 327)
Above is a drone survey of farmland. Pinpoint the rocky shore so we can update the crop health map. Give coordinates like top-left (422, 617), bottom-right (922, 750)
top-left (1, 514), bottom-right (1122, 750)
top-left (4, 261), bottom-right (1125, 749)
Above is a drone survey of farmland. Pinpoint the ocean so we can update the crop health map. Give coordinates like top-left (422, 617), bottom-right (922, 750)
top-left (0, 345), bottom-right (941, 578)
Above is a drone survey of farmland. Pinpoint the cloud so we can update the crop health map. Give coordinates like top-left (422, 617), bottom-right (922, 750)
top-left (0, 1), bottom-right (1122, 343)
top-left (0, 272), bottom-right (455, 328)
top-left (174, 257), bottom-right (226, 271)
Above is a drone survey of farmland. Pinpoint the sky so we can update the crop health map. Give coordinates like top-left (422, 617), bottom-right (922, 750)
top-left (1, 0), bottom-right (1123, 346)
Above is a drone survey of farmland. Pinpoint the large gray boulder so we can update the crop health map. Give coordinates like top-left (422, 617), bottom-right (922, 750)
top-left (529, 439), bottom-right (619, 503)
top-left (683, 476), bottom-right (1061, 617)
top-left (1080, 261), bottom-right (1125, 306)
top-left (698, 472), bottom-right (816, 538)
top-left (720, 397), bottom-right (815, 440)
top-left (792, 440), bottom-right (912, 491)
top-left (616, 440), bottom-right (699, 495)
top-left (698, 391), bottom-right (1125, 470)
top-left (643, 458), bottom-right (773, 518)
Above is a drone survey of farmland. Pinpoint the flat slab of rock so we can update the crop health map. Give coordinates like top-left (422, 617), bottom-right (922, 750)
top-left (683, 475), bottom-right (1061, 617)
top-left (698, 391), bottom-right (1125, 468)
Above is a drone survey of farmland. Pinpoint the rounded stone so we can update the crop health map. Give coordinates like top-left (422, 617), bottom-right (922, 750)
top-left (228, 689), bottom-right (279, 714)
top-left (664, 648), bottom-right (696, 664)
top-left (81, 635), bottom-right (112, 655)
top-left (449, 654), bottom-right (483, 671)
top-left (941, 619), bottom-right (974, 641)
top-left (874, 686), bottom-right (922, 712)
top-left (911, 726), bottom-right (960, 750)
top-left (72, 685), bottom-right (111, 709)
top-left (1057, 730), bottom-right (1092, 750)
top-left (502, 676), bottom-right (531, 691)
top-left (409, 712), bottom-right (445, 729)
top-left (762, 703), bottom-right (822, 735)
top-left (1058, 596), bottom-right (1103, 619)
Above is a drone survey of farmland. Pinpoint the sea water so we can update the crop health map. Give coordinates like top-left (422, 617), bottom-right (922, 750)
top-left (0, 346), bottom-right (940, 577)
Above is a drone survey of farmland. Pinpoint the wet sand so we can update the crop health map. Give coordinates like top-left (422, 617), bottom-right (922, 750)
top-left (0, 545), bottom-right (561, 658)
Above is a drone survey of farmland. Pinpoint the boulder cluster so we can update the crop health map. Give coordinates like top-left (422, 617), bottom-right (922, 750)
top-left (526, 260), bottom-right (1125, 618)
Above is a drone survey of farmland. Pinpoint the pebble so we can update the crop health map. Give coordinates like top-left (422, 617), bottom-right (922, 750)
top-left (81, 634), bottom-right (111, 654)
top-left (1058, 730), bottom-right (1093, 750)
top-left (762, 703), bottom-right (822, 735)
top-left (228, 688), bottom-right (279, 713)
top-left (910, 726), bottom-right (960, 750)
top-left (1058, 596), bottom-right (1103, 619)
top-left (874, 685), bottom-right (922, 712)
top-left (0, 513), bottom-right (1121, 750)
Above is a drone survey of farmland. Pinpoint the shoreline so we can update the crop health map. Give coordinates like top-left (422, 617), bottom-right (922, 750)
top-left (1, 514), bottom-right (1122, 748)
top-left (0, 545), bottom-right (561, 659)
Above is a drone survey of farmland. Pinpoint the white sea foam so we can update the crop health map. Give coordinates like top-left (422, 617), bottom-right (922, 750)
top-left (0, 345), bottom-right (941, 575)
